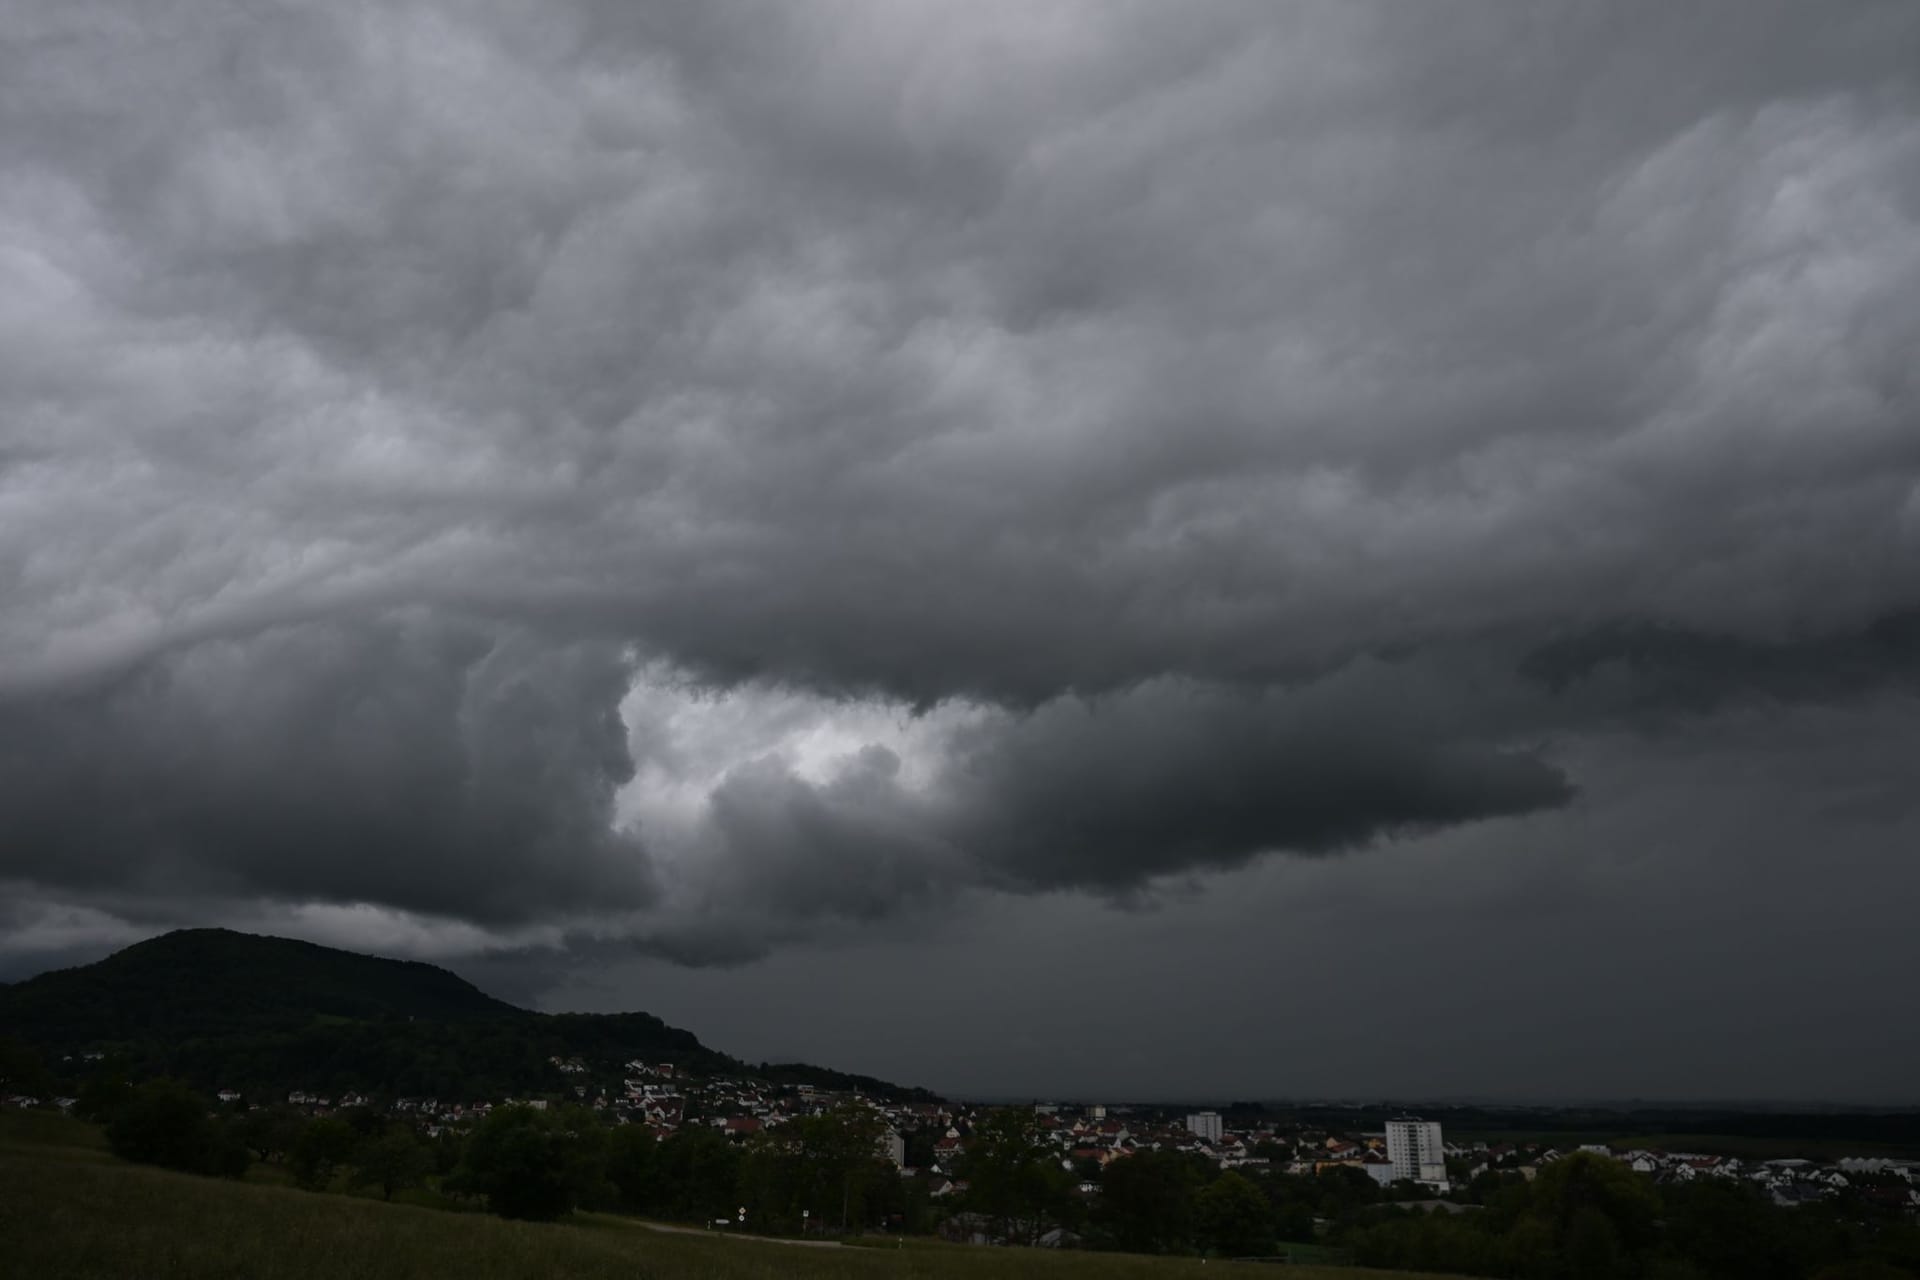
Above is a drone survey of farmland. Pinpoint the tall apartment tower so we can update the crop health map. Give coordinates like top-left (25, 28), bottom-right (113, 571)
top-left (1186, 1110), bottom-right (1223, 1143)
top-left (1384, 1117), bottom-right (1449, 1191)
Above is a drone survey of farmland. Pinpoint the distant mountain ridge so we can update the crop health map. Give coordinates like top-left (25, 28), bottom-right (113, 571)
top-left (0, 928), bottom-right (933, 1103)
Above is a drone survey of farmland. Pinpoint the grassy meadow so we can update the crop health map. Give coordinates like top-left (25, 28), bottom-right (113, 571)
top-left (0, 1110), bottom-right (1456, 1280)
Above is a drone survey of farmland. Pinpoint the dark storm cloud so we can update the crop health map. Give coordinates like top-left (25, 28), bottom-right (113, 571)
top-left (1523, 612), bottom-right (1920, 713)
top-left (555, 699), bottom-right (1920, 1104)
top-left (0, 615), bottom-right (651, 923)
top-left (625, 662), bottom-right (1575, 961)
top-left (613, 617), bottom-right (1916, 962)
top-left (3, 0), bottom-right (1919, 968)
top-left (948, 679), bottom-right (1571, 891)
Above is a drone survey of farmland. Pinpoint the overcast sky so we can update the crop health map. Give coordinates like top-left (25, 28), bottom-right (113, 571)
top-left (4, 1), bottom-right (1919, 1104)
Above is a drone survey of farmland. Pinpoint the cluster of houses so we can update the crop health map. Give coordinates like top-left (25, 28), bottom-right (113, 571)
top-left (12, 1050), bottom-right (1918, 1221)
top-left (1499, 1143), bottom-right (1920, 1212)
top-left (7, 1092), bottom-right (79, 1111)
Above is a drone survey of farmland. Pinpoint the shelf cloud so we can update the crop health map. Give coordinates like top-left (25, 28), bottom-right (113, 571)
top-left (4, 0), bottom-right (1918, 1080)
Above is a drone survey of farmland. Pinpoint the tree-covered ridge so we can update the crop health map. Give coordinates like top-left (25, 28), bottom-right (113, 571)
top-left (754, 1061), bottom-right (940, 1101)
top-left (0, 929), bottom-right (517, 1047)
top-left (0, 929), bottom-right (932, 1103)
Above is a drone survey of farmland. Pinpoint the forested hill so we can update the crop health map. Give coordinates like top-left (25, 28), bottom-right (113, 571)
top-left (0, 929), bottom-right (934, 1103)
top-left (0, 929), bottom-right (517, 1046)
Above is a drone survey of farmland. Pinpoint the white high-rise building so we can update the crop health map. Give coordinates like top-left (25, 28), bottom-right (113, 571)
top-left (1186, 1111), bottom-right (1223, 1143)
top-left (879, 1128), bottom-right (907, 1169)
top-left (1385, 1118), bottom-right (1449, 1191)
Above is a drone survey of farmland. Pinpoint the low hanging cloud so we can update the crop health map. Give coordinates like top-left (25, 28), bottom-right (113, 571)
top-left (0, 628), bottom-right (1584, 966)
top-left (613, 615), bottom-right (1919, 963)
top-left (0, 616), bottom-right (652, 926)
top-left (630, 669), bottom-right (1573, 961)
top-left (3, 1), bottom-right (1919, 968)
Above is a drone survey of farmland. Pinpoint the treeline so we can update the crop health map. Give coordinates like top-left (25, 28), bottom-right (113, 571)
top-left (66, 1083), bottom-right (1920, 1279)
top-left (157, 1014), bottom-right (732, 1102)
top-left (8, 1018), bottom-right (933, 1109)
top-left (35, 1013), bottom-right (734, 1103)
top-left (1349, 1158), bottom-right (1920, 1280)
top-left (1222, 1102), bottom-right (1920, 1155)
top-left (0, 929), bottom-right (935, 1105)
top-left (974, 1131), bottom-right (1920, 1278)
top-left (85, 1078), bottom-right (925, 1230)
top-left (7, 1026), bottom-right (938, 1114)
top-left (753, 1060), bottom-right (943, 1104)
top-left (83, 1078), bottom-right (445, 1198)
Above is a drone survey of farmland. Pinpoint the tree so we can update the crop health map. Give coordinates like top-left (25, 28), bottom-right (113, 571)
top-left (736, 1130), bottom-right (802, 1230)
top-left (429, 1128), bottom-right (465, 1177)
top-left (651, 1124), bottom-right (740, 1223)
top-left (73, 1071), bottom-right (134, 1123)
top-left (289, 1117), bottom-right (359, 1190)
top-left (237, 1105), bottom-right (306, 1164)
top-left (904, 1127), bottom-right (937, 1171)
top-left (963, 1108), bottom-right (1069, 1246)
top-left (1099, 1150), bottom-right (1203, 1254)
top-left (606, 1123), bottom-right (663, 1212)
top-left (1196, 1171), bottom-right (1275, 1257)
top-left (1565, 1205), bottom-right (1629, 1280)
top-left (353, 1128), bottom-right (433, 1200)
top-left (1660, 1178), bottom-right (1804, 1280)
top-left (794, 1105), bottom-right (890, 1233)
top-left (0, 1037), bottom-right (55, 1099)
top-left (104, 1079), bottom-right (247, 1177)
top-left (457, 1104), bottom-right (607, 1220)
top-left (1312, 1162), bottom-right (1386, 1218)
top-left (1530, 1152), bottom-right (1661, 1263)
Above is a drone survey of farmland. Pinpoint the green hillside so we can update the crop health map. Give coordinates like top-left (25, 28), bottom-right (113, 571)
top-left (0, 1116), bottom-right (1447, 1280)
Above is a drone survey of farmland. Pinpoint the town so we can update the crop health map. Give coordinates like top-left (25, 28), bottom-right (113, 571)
top-left (270, 1067), bottom-right (1920, 1218)
top-left (18, 1052), bottom-right (1915, 1241)
top-left (6, 933), bottom-right (1917, 1270)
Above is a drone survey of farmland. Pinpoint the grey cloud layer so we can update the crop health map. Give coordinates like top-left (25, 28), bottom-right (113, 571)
top-left (0, 617), bottom-right (649, 922)
top-left (3, 1), bottom-right (1919, 960)
top-left (622, 659), bottom-right (1578, 961)
top-left (564, 697), bottom-right (1920, 1103)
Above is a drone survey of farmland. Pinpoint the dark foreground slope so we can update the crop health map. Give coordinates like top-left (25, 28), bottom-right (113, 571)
top-left (0, 929), bottom-right (930, 1101)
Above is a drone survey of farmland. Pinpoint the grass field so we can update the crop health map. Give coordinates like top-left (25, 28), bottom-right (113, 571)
top-left (0, 1111), bottom-right (1452, 1280)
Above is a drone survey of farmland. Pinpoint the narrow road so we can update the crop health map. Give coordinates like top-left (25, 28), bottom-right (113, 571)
top-left (605, 1215), bottom-right (844, 1248)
